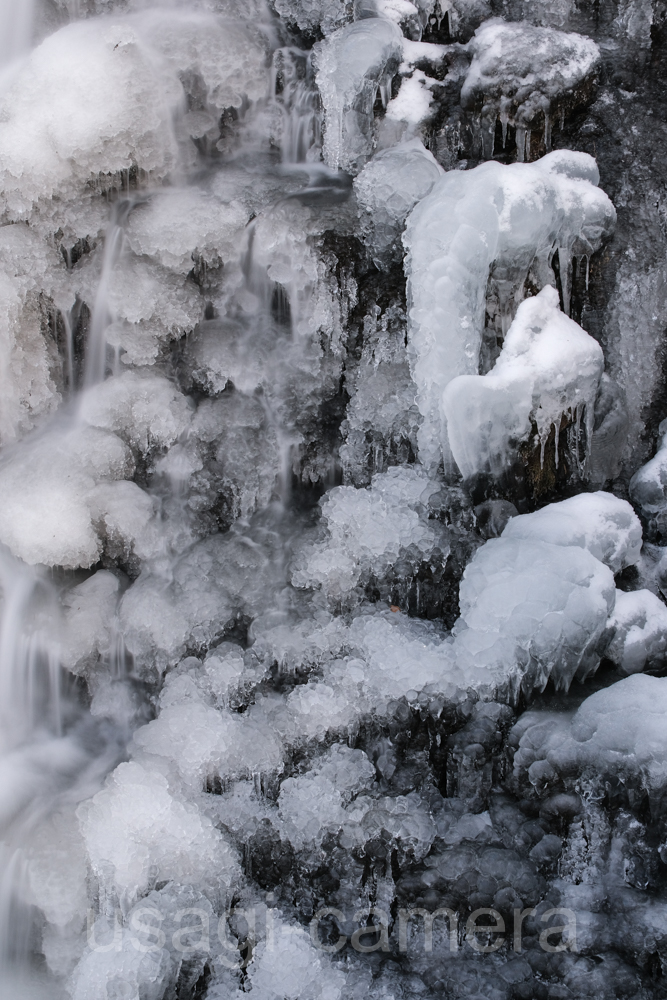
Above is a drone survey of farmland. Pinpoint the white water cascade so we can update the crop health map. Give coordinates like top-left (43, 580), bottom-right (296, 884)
top-left (0, 1), bottom-right (666, 999)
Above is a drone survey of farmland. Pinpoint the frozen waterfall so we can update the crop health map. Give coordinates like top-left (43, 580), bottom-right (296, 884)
top-left (0, 1), bottom-right (667, 999)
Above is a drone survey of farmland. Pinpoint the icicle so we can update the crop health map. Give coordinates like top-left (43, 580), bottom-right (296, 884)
top-left (544, 111), bottom-right (551, 151)
top-left (60, 309), bottom-right (74, 394)
top-left (525, 129), bottom-right (532, 162)
top-left (585, 255), bottom-right (590, 291)
top-left (516, 125), bottom-right (526, 163)
top-left (560, 106), bottom-right (565, 131)
top-left (558, 246), bottom-right (572, 316)
top-left (554, 416), bottom-right (560, 469)
top-left (500, 113), bottom-right (508, 148)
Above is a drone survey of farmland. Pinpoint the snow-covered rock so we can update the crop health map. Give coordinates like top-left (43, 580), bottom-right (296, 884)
top-left (443, 286), bottom-right (603, 479)
top-left (403, 150), bottom-right (615, 470)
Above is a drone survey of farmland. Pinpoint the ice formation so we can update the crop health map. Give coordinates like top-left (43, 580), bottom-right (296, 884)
top-left (403, 149), bottom-right (616, 470)
top-left (1, 3), bottom-right (667, 1000)
top-left (461, 20), bottom-right (600, 160)
top-left (314, 19), bottom-right (404, 171)
top-left (443, 285), bottom-right (604, 479)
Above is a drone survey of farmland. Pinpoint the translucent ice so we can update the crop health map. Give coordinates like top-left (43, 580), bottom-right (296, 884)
top-left (354, 138), bottom-right (443, 264)
top-left (77, 760), bottom-right (240, 908)
top-left (443, 286), bottom-right (603, 478)
top-left (292, 466), bottom-right (448, 602)
top-left (314, 19), bottom-right (404, 171)
top-left (403, 150), bottom-right (615, 470)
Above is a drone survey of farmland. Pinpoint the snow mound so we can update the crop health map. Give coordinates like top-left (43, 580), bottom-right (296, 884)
top-left (462, 19), bottom-right (600, 158)
top-left (403, 150), bottom-right (615, 470)
top-left (606, 589), bottom-right (667, 675)
top-left (502, 490), bottom-right (642, 574)
top-left (457, 533), bottom-right (616, 694)
top-left (443, 286), bottom-right (603, 479)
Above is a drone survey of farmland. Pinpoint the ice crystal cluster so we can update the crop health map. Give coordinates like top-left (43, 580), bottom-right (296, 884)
top-left (1, 1), bottom-right (667, 1000)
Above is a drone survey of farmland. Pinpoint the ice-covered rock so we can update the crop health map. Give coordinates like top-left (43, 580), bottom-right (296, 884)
top-left (132, 700), bottom-right (283, 788)
top-left (314, 19), bottom-right (404, 171)
top-left (442, 286), bottom-right (603, 479)
top-left (78, 371), bottom-right (192, 457)
top-left (241, 916), bottom-right (347, 1000)
top-left (74, 250), bottom-right (204, 368)
top-left (0, 371), bottom-right (189, 569)
top-left (354, 139), bottom-right (443, 264)
top-left (513, 675), bottom-right (667, 807)
top-left (0, 20), bottom-right (181, 220)
top-left (77, 760), bottom-right (240, 908)
top-left (277, 744), bottom-right (375, 848)
top-left (501, 490), bottom-right (642, 574)
top-left (457, 532), bottom-right (616, 694)
top-left (124, 186), bottom-right (250, 276)
top-left (606, 588), bottom-right (667, 675)
top-left (0, 12), bottom-right (269, 220)
top-left (119, 527), bottom-right (285, 673)
top-left (68, 924), bottom-right (172, 1000)
top-left (0, 423), bottom-right (134, 568)
top-left (462, 19), bottom-right (600, 159)
top-left (403, 150), bottom-right (615, 470)
top-left (630, 418), bottom-right (667, 539)
top-left (292, 466), bottom-right (448, 603)
top-left (59, 571), bottom-right (121, 676)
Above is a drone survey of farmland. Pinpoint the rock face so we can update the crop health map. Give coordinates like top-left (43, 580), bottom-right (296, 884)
top-left (1, 2), bottom-right (667, 1000)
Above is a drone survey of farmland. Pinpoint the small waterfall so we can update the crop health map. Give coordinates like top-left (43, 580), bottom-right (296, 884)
top-left (82, 200), bottom-right (134, 390)
top-left (273, 47), bottom-right (321, 165)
